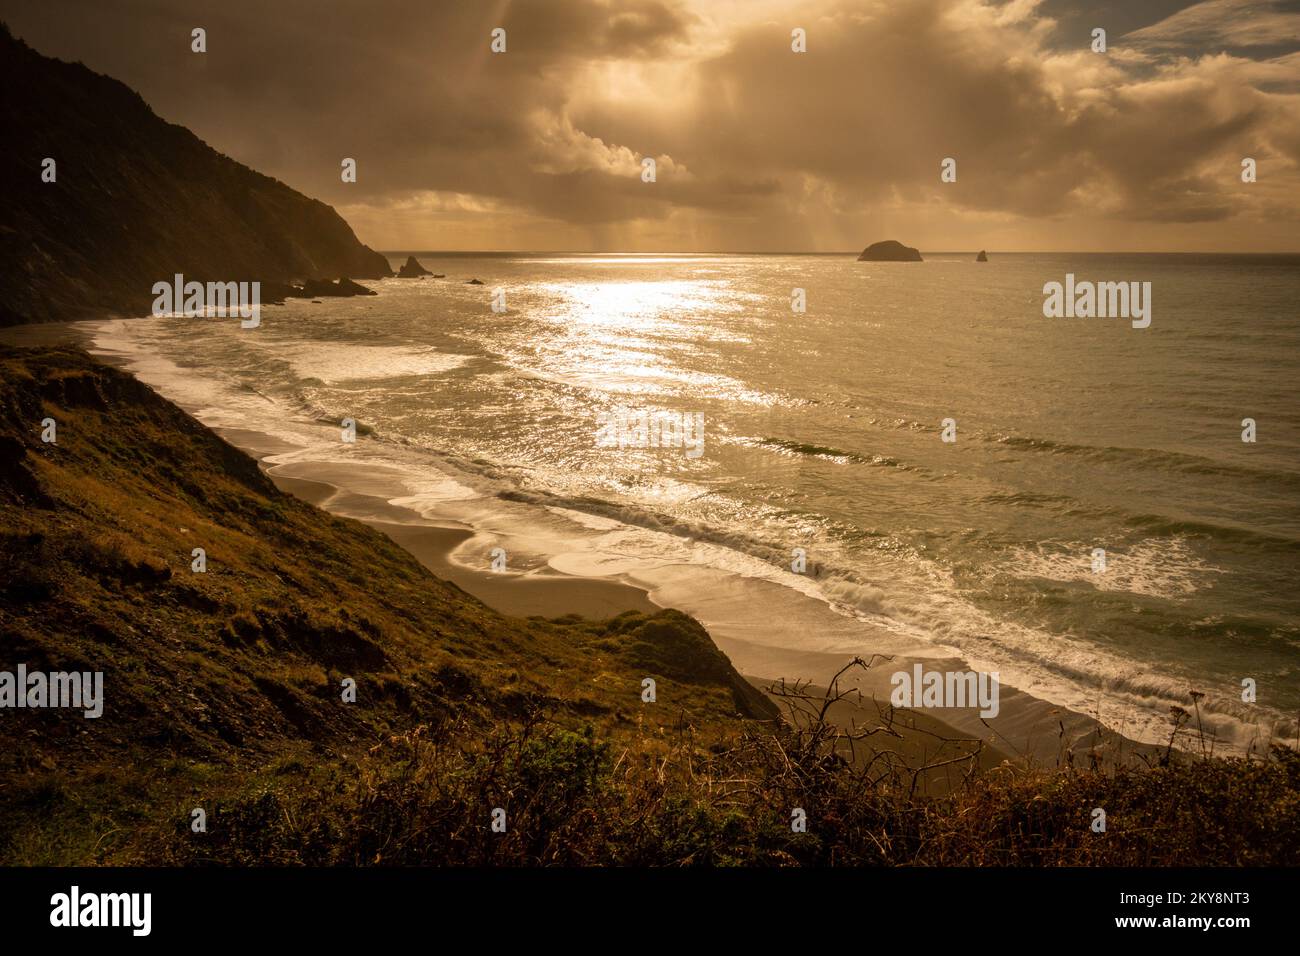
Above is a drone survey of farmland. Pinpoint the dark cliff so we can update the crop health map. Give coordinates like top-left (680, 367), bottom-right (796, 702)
top-left (0, 24), bottom-right (391, 326)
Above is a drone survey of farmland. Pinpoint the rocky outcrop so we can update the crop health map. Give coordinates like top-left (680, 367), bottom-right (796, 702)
top-left (293, 278), bottom-right (377, 298)
top-left (857, 240), bottom-right (923, 262)
top-left (397, 256), bottom-right (432, 278)
top-left (976, 250), bottom-right (988, 262)
top-left (257, 278), bottom-right (376, 304)
top-left (0, 25), bottom-right (392, 326)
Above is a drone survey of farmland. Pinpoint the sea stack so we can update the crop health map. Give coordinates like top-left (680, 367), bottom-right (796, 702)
top-left (397, 255), bottom-right (433, 277)
top-left (976, 250), bottom-right (988, 262)
top-left (857, 240), bottom-right (923, 262)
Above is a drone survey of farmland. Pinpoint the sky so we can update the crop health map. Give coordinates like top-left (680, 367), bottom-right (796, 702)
top-left (4, 0), bottom-right (1299, 252)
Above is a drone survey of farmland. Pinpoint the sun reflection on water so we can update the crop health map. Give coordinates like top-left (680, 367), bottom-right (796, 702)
top-left (522, 279), bottom-right (775, 404)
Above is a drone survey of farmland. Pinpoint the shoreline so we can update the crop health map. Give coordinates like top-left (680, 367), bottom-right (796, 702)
top-left (271, 461), bottom-right (660, 620)
top-left (255, 445), bottom-right (1027, 772)
top-left (0, 319), bottom-right (1176, 766)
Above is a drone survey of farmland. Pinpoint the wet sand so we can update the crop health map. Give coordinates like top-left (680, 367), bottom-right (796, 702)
top-left (256, 451), bottom-right (658, 620)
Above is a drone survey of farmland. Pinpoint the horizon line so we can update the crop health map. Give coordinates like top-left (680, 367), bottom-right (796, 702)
top-left (375, 249), bottom-right (1300, 257)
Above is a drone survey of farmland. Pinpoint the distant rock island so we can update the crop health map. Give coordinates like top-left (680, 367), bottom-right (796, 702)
top-left (0, 25), bottom-right (392, 326)
top-left (976, 250), bottom-right (988, 262)
top-left (858, 240), bottom-right (923, 262)
top-left (397, 256), bottom-right (432, 278)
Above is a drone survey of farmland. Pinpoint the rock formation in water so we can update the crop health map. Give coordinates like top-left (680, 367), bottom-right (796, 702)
top-left (397, 256), bottom-right (432, 278)
top-left (292, 278), bottom-right (377, 298)
top-left (857, 240), bottom-right (923, 262)
top-left (976, 250), bottom-right (988, 262)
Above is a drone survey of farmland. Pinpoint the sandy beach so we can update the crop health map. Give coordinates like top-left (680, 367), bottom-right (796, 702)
top-left (273, 461), bottom-right (659, 619)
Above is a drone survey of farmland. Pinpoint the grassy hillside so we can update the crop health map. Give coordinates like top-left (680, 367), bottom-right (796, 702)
top-left (0, 346), bottom-right (775, 861)
top-left (0, 346), bottom-right (1296, 866)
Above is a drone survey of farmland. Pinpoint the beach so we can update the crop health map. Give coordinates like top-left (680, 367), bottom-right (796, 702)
top-left (0, 313), bottom-right (1210, 769)
top-left (223, 426), bottom-right (1034, 777)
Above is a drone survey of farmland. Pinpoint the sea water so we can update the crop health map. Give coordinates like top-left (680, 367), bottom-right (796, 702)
top-left (89, 252), bottom-right (1300, 752)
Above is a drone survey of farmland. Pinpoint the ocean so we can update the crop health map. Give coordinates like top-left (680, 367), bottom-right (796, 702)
top-left (90, 252), bottom-right (1300, 752)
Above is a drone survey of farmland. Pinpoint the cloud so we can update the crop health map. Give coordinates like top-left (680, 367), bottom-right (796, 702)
top-left (3, 0), bottom-right (1298, 249)
top-left (581, 0), bottom-right (1300, 231)
top-left (1125, 0), bottom-right (1300, 50)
